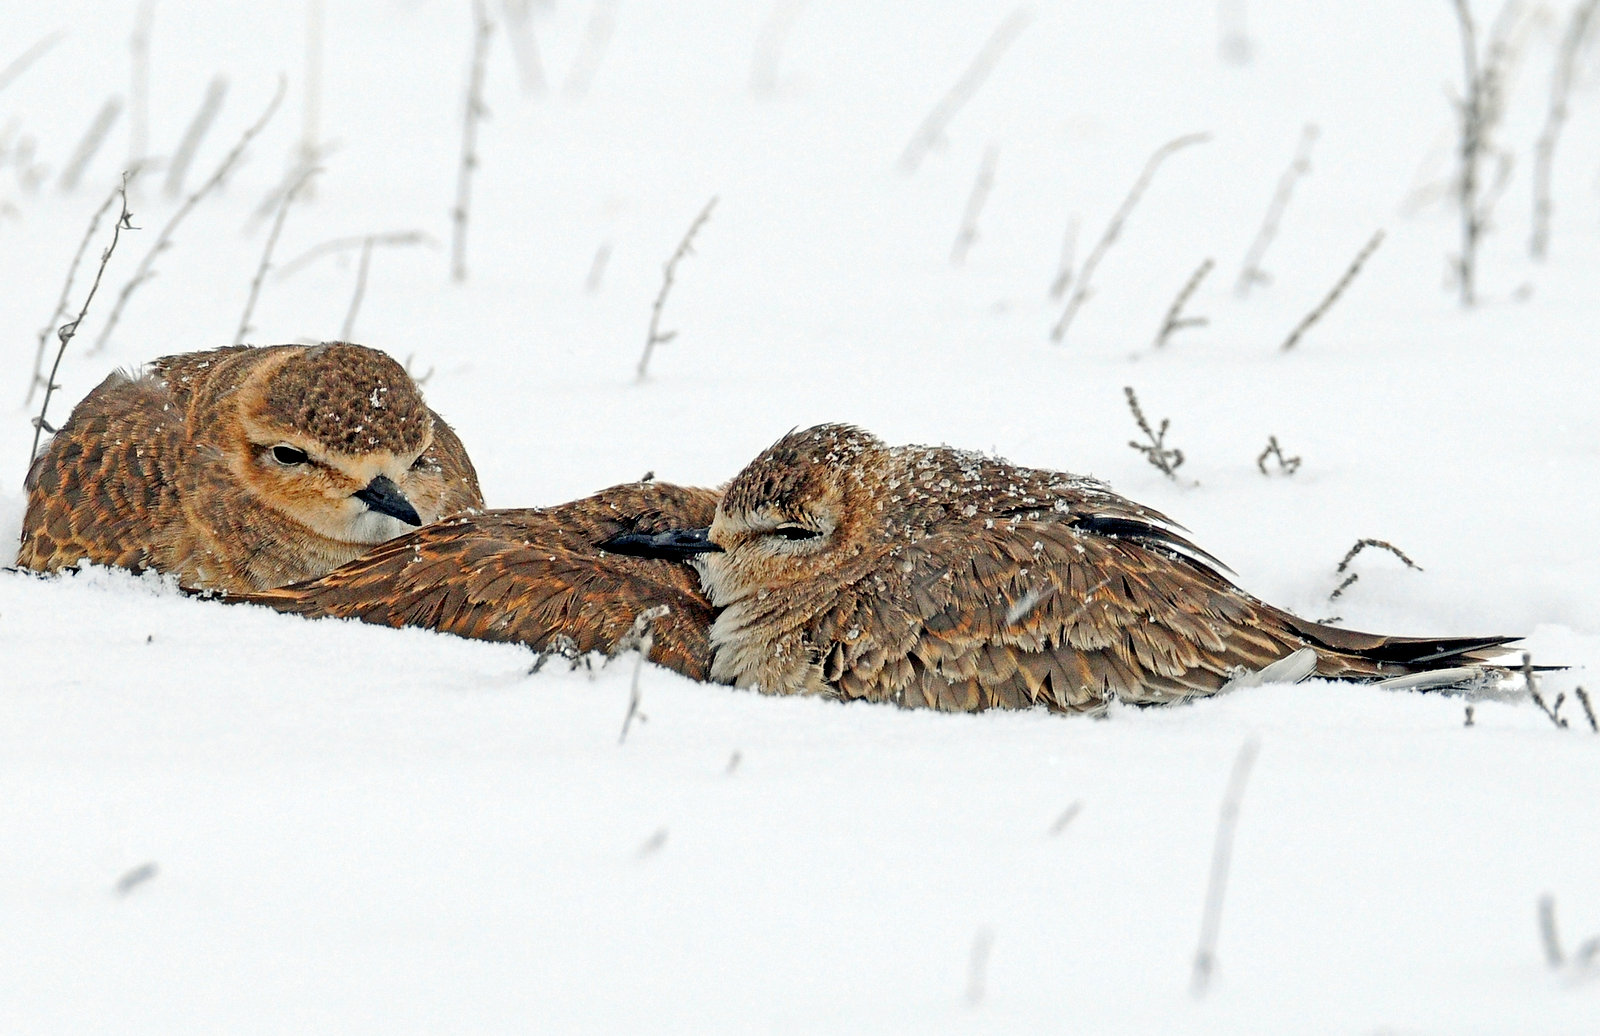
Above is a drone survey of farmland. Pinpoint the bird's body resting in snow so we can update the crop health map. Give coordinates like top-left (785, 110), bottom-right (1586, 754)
top-left (605, 423), bottom-right (1517, 712)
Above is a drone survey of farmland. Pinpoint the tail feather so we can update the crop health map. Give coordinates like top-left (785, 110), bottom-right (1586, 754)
top-left (1281, 615), bottom-right (1521, 675)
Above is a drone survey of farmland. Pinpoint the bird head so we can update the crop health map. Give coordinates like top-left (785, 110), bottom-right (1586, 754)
top-left (227, 343), bottom-right (454, 544)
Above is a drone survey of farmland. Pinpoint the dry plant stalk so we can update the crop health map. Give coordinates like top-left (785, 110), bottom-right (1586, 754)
top-left (1523, 652), bottom-right (1568, 729)
top-left (1256, 435), bottom-right (1300, 476)
top-left (165, 76), bottom-right (227, 198)
top-left (1124, 386), bottom-right (1185, 479)
top-left (1153, 258), bottom-right (1213, 348)
top-left (93, 79), bottom-right (286, 355)
top-left (0, 30), bottom-right (64, 96)
top-left (1448, 0), bottom-right (1522, 306)
top-left (951, 144), bottom-right (999, 266)
top-left (235, 165), bottom-right (319, 344)
top-left (1279, 230), bottom-right (1383, 352)
top-left (501, 0), bottom-right (548, 94)
top-left (1576, 686), bottom-right (1598, 733)
top-left (1051, 133), bottom-right (1210, 343)
top-left (341, 238), bottom-right (377, 340)
top-left (28, 182), bottom-right (124, 406)
top-left (563, 0), bottom-right (618, 99)
top-left (1328, 537), bottom-right (1421, 601)
top-left (1235, 124), bottom-right (1318, 297)
top-left (965, 928), bottom-right (995, 1006)
top-left (128, 0), bottom-right (155, 176)
top-left (1191, 737), bottom-right (1261, 998)
top-left (637, 196), bottom-right (718, 381)
top-left (897, 6), bottom-right (1034, 174)
top-left (59, 98), bottom-right (124, 192)
top-left (584, 242), bottom-right (612, 294)
top-left (30, 175), bottom-right (137, 469)
top-left (276, 231), bottom-right (433, 279)
top-left (1048, 216), bottom-right (1078, 301)
top-left (617, 606), bottom-right (668, 744)
top-left (1530, 0), bottom-right (1600, 260)
top-left (453, 0), bottom-right (494, 283)
top-left (1536, 894), bottom-right (1600, 970)
top-left (751, 0), bottom-right (811, 94)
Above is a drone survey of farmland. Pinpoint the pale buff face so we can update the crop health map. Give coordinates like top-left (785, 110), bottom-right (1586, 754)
top-left (231, 410), bottom-right (449, 546)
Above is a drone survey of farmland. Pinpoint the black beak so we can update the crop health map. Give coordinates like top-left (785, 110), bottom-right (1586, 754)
top-left (353, 474), bottom-right (422, 526)
top-left (599, 526), bottom-right (723, 560)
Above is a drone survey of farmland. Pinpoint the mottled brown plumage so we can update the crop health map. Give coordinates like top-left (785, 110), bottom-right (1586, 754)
top-left (617, 424), bottom-right (1515, 712)
top-left (17, 342), bottom-right (482, 592)
top-left (233, 482), bottom-right (720, 680)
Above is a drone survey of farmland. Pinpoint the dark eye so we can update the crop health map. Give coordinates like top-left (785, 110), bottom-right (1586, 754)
top-left (271, 445), bottom-right (309, 465)
top-left (410, 452), bottom-right (432, 470)
top-left (773, 525), bottom-right (821, 541)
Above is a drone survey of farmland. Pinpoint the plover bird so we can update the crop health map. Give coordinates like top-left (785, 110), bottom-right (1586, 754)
top-left (18, 342), bottom-right (482, 592)
top-left (606, 423), bottom-right (1516, 711)
top-left (235, 482), bottom-right (720, 680)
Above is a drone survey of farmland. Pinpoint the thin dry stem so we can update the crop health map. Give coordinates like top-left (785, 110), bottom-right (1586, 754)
top-left (500, 0), bottom-right (547, 94)
top-left (563, 0), bottom-right (618, 99)
top-left (1192, 737), bottom-right (1261, 997)
top-left (128, 0), bottom-right (155, 175)
top-left (93, 78), bottom-right (285, 355)
top-left (1523, 652), bottom-right (1567, 729)
top-left (1153, 257), bottom-right (1213, 348)
top-left (751, 0), bottom-right (811, 94)
top-left (28, 182), bottom-right (122, 406)
top-left (1279, 230), bottom-right (1384, 352)
top-left (584, 241), bottom-right (612, 294)
top-left (341, 237), bottom-right (376, 340)
top-left (897, 6), bottom-right (1034, 174)
top-left (235, 165), bottom-right (319, 344)
top-left (165, 76), bottom-right (227, 199)
top-left (637, 196), bottom-right (718, 381)
top-left (0, 30), bottom-right (64, 96)
top-left (1124, 386), bottom-right (1185, 479)
top-left (1575, 686), bottom-right (1598, 733)
top-left (276, 231), bottom-right (434, 279)
top-left (1047, 216), bottom-right (1078, 301)
top-left (59, 98), bottom-right (123, 192)
top-left (1235, 124), bottom-right (1318, 297)
top-left (30, 174), bottom-right (137, 471)
top-left (453, 0), bottom-right (494, 283)
top-left (1052, 133), bottom-right (1210, 343)
top-left (951, 144), bottom-right (999, 265)
top-left (965, 928), bottom-right (994, 1006)
top-left (1531, 0), bottom-right (1599, 259)
top-left (1256, 435), bottom-right (1301, 476)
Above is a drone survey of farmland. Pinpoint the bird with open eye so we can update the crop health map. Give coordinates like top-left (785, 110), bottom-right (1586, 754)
top-left (16, 342), bottom-right (482, 593)
top-left (604, 423), bottom-right (1520, 712)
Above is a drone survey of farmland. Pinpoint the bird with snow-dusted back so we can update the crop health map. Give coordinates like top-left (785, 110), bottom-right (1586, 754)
top-left (17, 342), bottom-right (482, 593)
top-left (232, 481), bottom-right (720, 680)
top-left (605, 423), bottom-right (1518, 712)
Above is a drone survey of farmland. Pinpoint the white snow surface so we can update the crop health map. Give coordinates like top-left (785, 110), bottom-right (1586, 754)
top-left (5, 2), bottom-right (1600, 1031)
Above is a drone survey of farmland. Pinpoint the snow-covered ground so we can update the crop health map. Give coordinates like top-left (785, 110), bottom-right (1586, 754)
top-left (4, 1), bottom-right (1600, 1031)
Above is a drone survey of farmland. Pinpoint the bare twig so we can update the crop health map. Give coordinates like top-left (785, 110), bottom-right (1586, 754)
top-left (1235, 124), bottom-right (1318, 297)
top-left (30, 174), bottom-right (137, 471)
top-left (93, 79), bottom-right (285, 355)
top-left (584, 241), bottom-right (612, 294)
top-left (1047, 800), bottom-right (1082, 836)
top-left (636, 827), bottom-right (669, 857)
top-left (453, 0), bottom-right (494, 283)
top-left (1124, 386), bottom-right (1185, 479)
top-left (1217, 0), bottom-right (1252, 64)
top-left (637, 196), bottom-right (718, 381)
top-left (1328, 538), bottom-right (1422, 601)
top-left (752, 0), bottom-right (811, 94)
top-left (302, 0), bottom-right (323, 178)
top-left (1192, 737), bottom-right (1261, 997)
top-left (1256, 435), bottom-right (1301, 476)
top-left (114, 861), bottom-right (158, 896)
top-left (1448, 0), bottom-right (1524, 306)
top-left (235, 165), bottom-right (319, 344)
top-left (564, 0), bottom-right (619, 99)
top-left (27, 182), bottom-right (123, 406)
top-left (951, 144), bottom-right (999, 265)
top-left (1279, 230), bottom-right (1383, 352)
top-left (1523, 652), bottom-right (1567, 729)
top-left (1153, 257), bottom-right (1213, 348)
top-left (1051, 133), bottom-right (1210, 343)
top-left (1575, 686), bottom-right (1598, 733)
top-left (341, 237), bottom-right (376, 340)
top-left (276, 231), bottom-right (434, 279)
top-left (0, 30), bottom-right (64, 96)
top-left (1464, 704), bottom-right (1476, 727)
top-left (1531, 0), bottom-right (1600, 259)
top-left (617, 606), bottom-right (668, 744)
top-left (1047, 216), bottom-right (1078, 301)
top-left (164, 76), bottom-right (226, 198)
top-left (965, 928), bottom-right (994, 1006)
top-left (128, 0), bottom-right (155, 175)
top-left (58, 98), bottom-right (124, 192)
top-left (897, 6), bottom-right (1034, 174)
top-left (500, 0), bottom-right (546, 94)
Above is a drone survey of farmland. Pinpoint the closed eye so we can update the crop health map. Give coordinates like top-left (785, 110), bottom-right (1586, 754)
top-left (271, 445), bottom-right (309, 465)
top-left (772, 524), bottom-right (821, 541)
